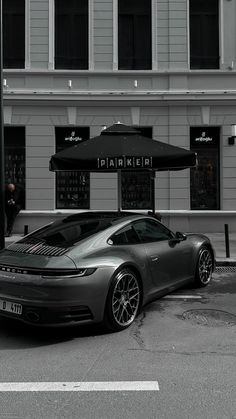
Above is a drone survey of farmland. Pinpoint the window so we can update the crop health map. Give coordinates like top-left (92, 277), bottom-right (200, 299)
top-left (4, 126), bottom-right (25, 209)
top-left (3, 0), bottom-right (25, 68)
top-left (109, 224), bottom-right (140, 245)
top-left (118, 0), bottom-right (151, 70)
top-left (190, 0), bottom-right (219, 69)
top-left (121, 127), bottom-right (153, 209)
top-left (29, 218), bottom-right (113, 248)
top-left (190, 127), bottom-right (220, 210)
top-left (55, 0), bottom-right (88, 69)
top-left (133, 219), bottom-right (174, 243)
top-left (55, 127), bottom-right (90, 209)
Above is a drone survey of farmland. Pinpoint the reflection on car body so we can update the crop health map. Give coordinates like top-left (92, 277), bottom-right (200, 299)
top-left (0, 212), bottom-right (215, 331)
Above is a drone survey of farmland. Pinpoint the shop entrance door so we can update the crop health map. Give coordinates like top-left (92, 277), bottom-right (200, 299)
top-left (190, 127), bottom-right (220, 210)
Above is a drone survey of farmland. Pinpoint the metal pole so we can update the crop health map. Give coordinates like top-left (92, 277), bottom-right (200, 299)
top-left (224, 223), bottom-right (230, 258)
top-left (0, 0), bottom-right (5, 250)
top-left (151, 171), bottom-right (155, 214)
top-left (117, 170), bottom-right (122, 212)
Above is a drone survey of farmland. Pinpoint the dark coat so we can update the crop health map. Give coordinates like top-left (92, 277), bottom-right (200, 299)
top-left (5, 185), bottom-right (24, 213)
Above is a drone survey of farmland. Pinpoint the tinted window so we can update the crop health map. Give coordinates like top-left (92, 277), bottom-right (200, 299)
top-left (26, 218), bottom-right (113, 247)
top-left (133, 219), bottom-right (174, 243)
top-left (55, 0), bottom-right (88, 69)
top-left (118, 0), bottom-right (151, 70)
top-left (190, 0), bottom-right (219, 69)
top-left (3, 0), bottom-right (25, 69)
top-left (109, 224), bottom-right (140, 245)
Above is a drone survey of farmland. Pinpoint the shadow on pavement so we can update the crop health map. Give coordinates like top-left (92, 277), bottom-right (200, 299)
top-left (0, 317), bottom-right (109, 350)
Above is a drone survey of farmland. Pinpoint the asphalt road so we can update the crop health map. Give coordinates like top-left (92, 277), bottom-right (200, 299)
top-left (0, 268), bottom-right (235, 419)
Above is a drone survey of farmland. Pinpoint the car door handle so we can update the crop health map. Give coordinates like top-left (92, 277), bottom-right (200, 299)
top-left (151, 256), bottom-right (159, 262)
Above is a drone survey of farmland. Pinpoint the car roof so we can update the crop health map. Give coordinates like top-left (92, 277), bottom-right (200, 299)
top-left (62, 211), bottom-right (145, 223)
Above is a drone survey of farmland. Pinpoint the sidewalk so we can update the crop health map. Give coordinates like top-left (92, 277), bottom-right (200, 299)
top-left (203, 232), bottom-right (236, 266)
top-left (3, 232), bottom-right (236, 265)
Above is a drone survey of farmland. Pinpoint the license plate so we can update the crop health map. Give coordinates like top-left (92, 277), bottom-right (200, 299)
top-left (0, 299), bottom-right (22, 315)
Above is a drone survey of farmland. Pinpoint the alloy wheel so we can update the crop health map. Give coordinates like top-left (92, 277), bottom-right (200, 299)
top-left (198, 248), bottom-right (213, 285)
top-left (111, 269), bottom-right (140, 327)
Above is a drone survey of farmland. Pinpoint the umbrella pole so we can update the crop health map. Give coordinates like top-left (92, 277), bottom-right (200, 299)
top-left (117, 170), bottom-right (122, 212)
top-left (151, 171), bottom-right (155, 214)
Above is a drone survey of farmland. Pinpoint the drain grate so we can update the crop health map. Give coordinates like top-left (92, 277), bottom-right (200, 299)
top-left (181, 309), bottom-right (236, 327)
top-left (215, 266), bottom-right (236, 273)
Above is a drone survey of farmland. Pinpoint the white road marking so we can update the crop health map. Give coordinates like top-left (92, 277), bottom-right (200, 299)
top-left (163, 295), bottom-right (202, 299)
top-left (0, 381), bottom-right (159, 392)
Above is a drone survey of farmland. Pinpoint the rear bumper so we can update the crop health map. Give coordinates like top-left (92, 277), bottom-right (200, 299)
top-left (0, 302), bottom-right (95, 327)
top-left (0, 267), bottom-right (114, 326)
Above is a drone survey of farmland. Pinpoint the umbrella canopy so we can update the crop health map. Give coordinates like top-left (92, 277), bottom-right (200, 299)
top-left (49, 123), bottom-right (196, 172)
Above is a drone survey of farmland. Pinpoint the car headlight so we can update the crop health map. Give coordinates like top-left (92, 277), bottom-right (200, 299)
top-left (42, 268), bottom-right (97, 279)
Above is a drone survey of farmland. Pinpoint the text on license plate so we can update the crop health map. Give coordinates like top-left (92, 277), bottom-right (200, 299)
top-left (0, 299), bottom-right (22, 315)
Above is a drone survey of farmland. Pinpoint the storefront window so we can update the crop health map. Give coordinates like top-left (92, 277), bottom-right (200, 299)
top-left (121, 127), bottom-right (153, 209)
top-left (4, 126), bottom-right (25, 209)
top-left (55, 127), bottom-right (90, 209)
top-left (190, 127), bottom-right (220, 210)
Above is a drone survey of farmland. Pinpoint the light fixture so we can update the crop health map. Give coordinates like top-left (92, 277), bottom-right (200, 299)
top-left (68, 79), bottom-right (72, 89)
top-left (3, 79), bottom-right (7, 87)
top-left (228, 124), bottom-right (236, 145)
top-left (134, 80), bottom-right (138, 88)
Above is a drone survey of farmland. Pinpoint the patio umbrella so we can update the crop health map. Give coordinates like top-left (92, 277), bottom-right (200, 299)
top-left (49, 122), bottom-right (197, 212)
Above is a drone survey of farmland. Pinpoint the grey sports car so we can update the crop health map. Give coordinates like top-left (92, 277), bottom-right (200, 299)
top-left (0, 212), bottom-right (215, 331)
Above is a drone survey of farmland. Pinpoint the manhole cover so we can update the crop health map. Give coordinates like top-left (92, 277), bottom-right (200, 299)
top-left (181, 309), bottom-right (236, 327)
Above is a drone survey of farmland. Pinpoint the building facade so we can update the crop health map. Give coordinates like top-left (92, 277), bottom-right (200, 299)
top-left (3, 0), bottom-right (236, 233)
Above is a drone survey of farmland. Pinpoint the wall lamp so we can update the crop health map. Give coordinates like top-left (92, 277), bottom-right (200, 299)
top-left (228, 125), bottom-right (236, 145)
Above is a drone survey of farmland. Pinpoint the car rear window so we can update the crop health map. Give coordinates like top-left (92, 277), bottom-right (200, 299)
top-left (25, 219), bottom-right (113, 247)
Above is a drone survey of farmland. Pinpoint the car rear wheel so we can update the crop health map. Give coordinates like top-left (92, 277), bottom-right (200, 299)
top-left (104, 268), bottom-right (141, 332)
top-left (194, 246), bottom-right (213, 287)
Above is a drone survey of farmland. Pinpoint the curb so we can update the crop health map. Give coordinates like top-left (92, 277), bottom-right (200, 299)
top-left (216, 260), bottom-right (236, 267)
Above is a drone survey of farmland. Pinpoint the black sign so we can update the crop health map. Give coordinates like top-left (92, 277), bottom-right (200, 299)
top-left (190, 127), bottom-right (219, 148)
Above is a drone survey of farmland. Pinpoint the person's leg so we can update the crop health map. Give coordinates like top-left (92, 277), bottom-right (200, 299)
top-left (6, 208), bottom-right (18, 236)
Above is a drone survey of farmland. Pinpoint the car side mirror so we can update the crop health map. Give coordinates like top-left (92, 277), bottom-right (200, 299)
top-left (175, 231), bottom-right (187, 241)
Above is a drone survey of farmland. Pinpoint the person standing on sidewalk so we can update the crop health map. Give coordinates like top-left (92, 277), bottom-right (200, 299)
top-left (5, 183), bottom-right (24, 237)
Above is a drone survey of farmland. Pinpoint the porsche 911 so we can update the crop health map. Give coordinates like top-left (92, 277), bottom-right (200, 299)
top-left (0, 212), bottom-right (215, 331)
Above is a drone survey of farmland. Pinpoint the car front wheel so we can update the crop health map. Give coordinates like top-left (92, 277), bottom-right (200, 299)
top-left (194, 246), bottom-right (213, 287)
top-left (104, 268), bottom-right (141, 332)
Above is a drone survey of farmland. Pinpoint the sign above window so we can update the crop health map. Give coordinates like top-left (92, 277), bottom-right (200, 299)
top-left (191, 127), bottom-right (219, 148)
top-left (65, 131), bottom-right (83, 142)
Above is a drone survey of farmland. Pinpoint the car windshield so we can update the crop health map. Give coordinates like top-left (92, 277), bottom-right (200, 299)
top-left (20, 213), bottom-right (132, 248)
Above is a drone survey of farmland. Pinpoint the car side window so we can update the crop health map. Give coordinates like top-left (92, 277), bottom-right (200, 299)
top-left (109, 224), bottom-right (140, 245)
top-left (133, 219), bottom-right (174, 243)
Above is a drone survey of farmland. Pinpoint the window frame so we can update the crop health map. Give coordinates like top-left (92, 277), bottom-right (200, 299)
top-left (3, 0), bottom-right (26, 69)
top-left (189, 0), bottom-right (220, 70)
top-left (132, 219), bottom-right (175, 244)
top-left (117, 0), bottom-right (152, 70)
top-left (54, 0), bottom-right (89, 70)
top-left (108, 223), bottom-right (141, 246)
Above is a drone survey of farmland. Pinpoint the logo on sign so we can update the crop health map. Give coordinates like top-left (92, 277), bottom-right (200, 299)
top-left (97, 156), bottom-right (152, 169)
top-left (65, 131), bottom-right (83, 142)
top-left (195, 132), bottom-right (212, 143)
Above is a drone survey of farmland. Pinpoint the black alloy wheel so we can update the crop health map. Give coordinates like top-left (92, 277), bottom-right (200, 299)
top-left (104, 268), bottom-right (141, 332)
top-left (194, 246), bottom-right (213, 287)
